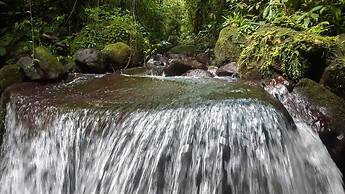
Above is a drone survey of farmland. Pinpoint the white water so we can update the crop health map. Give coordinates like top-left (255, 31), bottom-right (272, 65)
top-left (0, 98), bottom-right (343, 194)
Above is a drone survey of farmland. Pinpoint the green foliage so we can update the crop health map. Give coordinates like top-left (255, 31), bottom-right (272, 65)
top-left (223, 13), bottom-right (260, 35)
top-left (238, 26), bottom-right (338, 79)
top-left (71, 7), bottom-right (144, 57)
top-left (223, 0), bottom-right (345, 35)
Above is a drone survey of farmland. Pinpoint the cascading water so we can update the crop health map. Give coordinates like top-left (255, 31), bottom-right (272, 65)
top-left (0, 74), bottom-right (343, 194)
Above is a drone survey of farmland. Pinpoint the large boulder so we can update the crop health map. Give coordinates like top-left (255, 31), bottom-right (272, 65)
top-left (75, 49), bottom-right (106, 73)
top-left (34, 46), bottom-right (65, 79)
top-left (320, 61), bottom-right (345, 100)
top-left (0, 64), bottom-right (24, 94)
top-left (214, 26), bottom-right (246, 65)
top-left (102, 42), bottom-right (131, 70)
top-left (164, 58), bottom-right (207, 76)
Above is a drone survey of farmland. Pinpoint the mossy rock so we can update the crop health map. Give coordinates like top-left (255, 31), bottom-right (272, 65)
top-left (102, 42), bottom-right (131, 69)
top-left (238, 26), bottom-right (338, 80)
top-left (320, 56), bottom-right (345, 100)
top-left (0, 64), bottom-right (24, 94)
top-left (71, 17), bottom-right (144, 64)
top-left (214, 26), bottom-right (246, 65)
top-left (34, 46), bottom-right (65, 79)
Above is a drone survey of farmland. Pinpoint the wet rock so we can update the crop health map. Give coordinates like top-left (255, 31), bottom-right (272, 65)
top-left (215, 26), bottom-right (245, 65)
top-left (293, 79), bottom-right (345, 176)
top-left (34, 46), bottom-right (65, 79)
top-left (208, 66), bottom-right (218, 77)
top-left (102, 42), bottom-right (131, 70)
top-left (75, 49), bottom-right (106, 73)
top-left (293, 79), bottom-right (345, 134)
top-left (196, 53), bottom-right (210, 65)
top-left (17, 56), bottom-right (43, 80)
top-left (145, 63), bottom-right (164, 76)
top-left (147, 54), bottom-right (169, 67)
top-left (216, 62), bottom-right (237, 77)
top-left (320, 63), bottom-right (345, 100)
top-left (182, 69), bottom-right (214, 78)
top-left (145, 54), bottom-right (168, 76)
top-left (0, 64), bottom-right (24, 94)
top-left (164, 58), bottom-right (207, 76)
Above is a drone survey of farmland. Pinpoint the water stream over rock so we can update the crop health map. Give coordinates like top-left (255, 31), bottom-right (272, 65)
top-left (0, 74), bottom-right (343, 194)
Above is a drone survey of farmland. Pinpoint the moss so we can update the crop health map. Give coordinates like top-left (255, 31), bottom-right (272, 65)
top-left (0, 64), bottom-right (24, 93)
top-left (102, 42), bottom-right (131, 68)
top-left (238, 26), bottom-right (338, 80)
top-left (34, 46), bottom-right (65, 79)
top-left (71, 17), bottom-right (144, 63)
top-left (214, 26), bottom-right (246, 65)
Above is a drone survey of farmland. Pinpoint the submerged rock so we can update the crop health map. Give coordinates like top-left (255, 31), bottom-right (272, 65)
top-left (182, 69), bottom-right (214, 78)
top-left (102, 42), bottom-right (131, 70)
top-left (0, 64), bottom-right (24, 94)
top-left (75, 48), bottom-right (107, 73)
top-left (216, 62), bottom-right (237, 77)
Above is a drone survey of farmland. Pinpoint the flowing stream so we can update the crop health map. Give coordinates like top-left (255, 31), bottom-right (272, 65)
top-left (0, 75), bottom-right (343, 194)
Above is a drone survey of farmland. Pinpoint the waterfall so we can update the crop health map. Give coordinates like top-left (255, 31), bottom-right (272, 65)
top-left (0, 75), bottom-right (343, 194)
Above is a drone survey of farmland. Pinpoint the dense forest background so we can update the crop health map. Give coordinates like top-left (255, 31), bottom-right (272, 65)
top-left (1, 0), bottom-right (345, 82)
